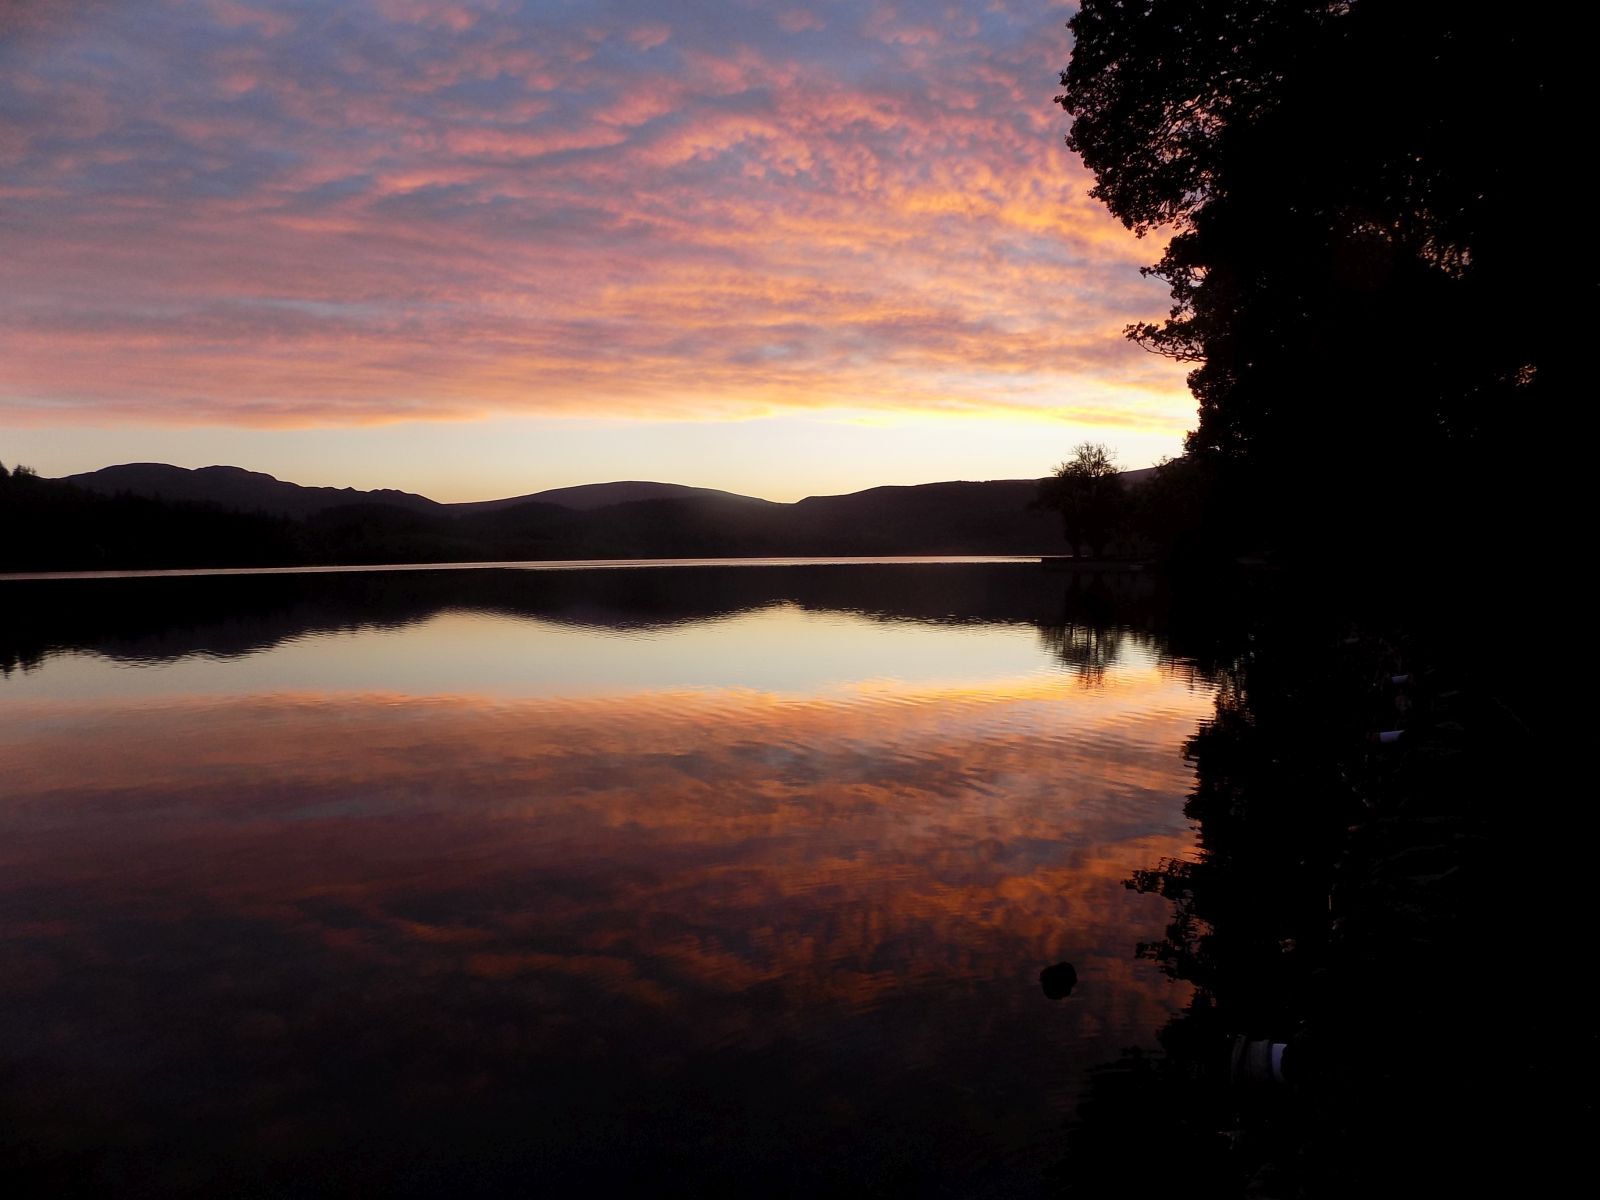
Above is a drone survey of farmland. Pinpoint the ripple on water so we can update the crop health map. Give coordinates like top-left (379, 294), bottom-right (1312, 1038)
top-left (0, 576), bottom-right (1217, 1195)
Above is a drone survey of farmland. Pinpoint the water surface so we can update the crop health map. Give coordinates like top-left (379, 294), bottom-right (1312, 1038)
top-left (1, 564), bottom-right (1212, 1195)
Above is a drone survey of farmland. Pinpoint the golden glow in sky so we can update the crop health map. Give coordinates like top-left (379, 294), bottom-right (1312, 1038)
top-left (0, 1), bottom-right (1190, 499)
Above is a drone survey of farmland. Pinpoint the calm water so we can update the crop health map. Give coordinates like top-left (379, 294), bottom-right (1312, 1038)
top-left (1, 563), bottom-right (1214, 1196)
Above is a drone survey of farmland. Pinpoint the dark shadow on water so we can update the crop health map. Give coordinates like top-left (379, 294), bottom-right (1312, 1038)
top-left (1052, 580), bottom-right (1566, 1196)
top-left (2, 563), bottom-right (1086, 674)
top-left (1, 561), bottom-right (1241, 681)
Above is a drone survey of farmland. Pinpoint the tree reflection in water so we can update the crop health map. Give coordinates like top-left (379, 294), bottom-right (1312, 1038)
top-left (1055, 586), bottom-right (1559, 1196)
top-left (1038, 622), bottom-right (1125, 687)
top-left (1033, 571), bottom-right (1167, 687)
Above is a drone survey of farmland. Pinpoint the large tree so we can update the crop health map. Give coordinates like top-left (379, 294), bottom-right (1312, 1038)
top-left (1059, 2), bottom-right (1562, 551)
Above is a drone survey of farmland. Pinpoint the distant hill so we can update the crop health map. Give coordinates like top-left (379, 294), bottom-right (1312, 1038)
top-left (450, 480), bottom-right (779, 514)
top-left (791, 480), bottom-right (1047, 555)
top-left (6, 461), bottom-right (1160, 572)
top-left (63, 463), bottom-right (442, 518)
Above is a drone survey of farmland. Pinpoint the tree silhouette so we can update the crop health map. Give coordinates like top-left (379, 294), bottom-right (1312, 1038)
top-left (1059, 2), bottom-right (1561, 555)
top-left (1034, 442), bottom-right (1124, 558)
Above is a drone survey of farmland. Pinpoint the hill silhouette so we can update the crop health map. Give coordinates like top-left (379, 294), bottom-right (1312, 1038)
top-left (64, 463), bottom-right (442, 518)
top-left (451, 480), bottom-right (781, 514)
top-left (1, 461), bottom-right (1155, 572)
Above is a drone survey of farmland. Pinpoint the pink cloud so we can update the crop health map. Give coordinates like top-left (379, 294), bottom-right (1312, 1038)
top-left (201, 0), bottom-right (296, 37)
top-left (368, 0), bottom-right (478, 32)
top-left (0, 1), bottom-right (1191, 433)
top-left (777, 8), bottom-right (827, 33)
top-left (627, 22), bottom-right (671, 51)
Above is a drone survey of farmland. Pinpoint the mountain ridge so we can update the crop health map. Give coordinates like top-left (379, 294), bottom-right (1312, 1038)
top-left (4, 461), bottom-right (1159, 572)
top-left (61, 460), bottom-right (1157, 516)
top-left (449, 480), bottom-right (784, 515)
top-left (63, 463), bottom-right (444, 518)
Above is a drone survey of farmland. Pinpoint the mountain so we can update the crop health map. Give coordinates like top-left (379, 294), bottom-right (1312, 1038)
top-left (7, 461), bottom-right (1157, 572)
top-left (791, 480), bottom-right (1048, 555)
top-left (453, 479), bottom-right (1071, 558)
top-left (63, 463), bottom-right (442, 518)
top-left (450, 481), bottom-right (779, 514)
top-left (60, 466), bottom-right (786, 520)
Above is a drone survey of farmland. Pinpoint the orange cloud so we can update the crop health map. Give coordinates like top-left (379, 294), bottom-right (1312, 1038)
top-left (0, 1), bottom-right (1190, 433)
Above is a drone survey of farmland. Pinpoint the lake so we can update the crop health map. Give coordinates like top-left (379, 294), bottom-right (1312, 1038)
top-left (1, 562), bottom-right (1215, 1196)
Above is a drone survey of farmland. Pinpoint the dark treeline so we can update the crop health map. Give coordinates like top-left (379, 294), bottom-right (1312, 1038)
top-left (1033, 444), bottom-right (1225, 566)
top-left (0, 467), bottom-right (1066, 572)
top-left (1048, 2), bottom-right (1568, 1193)
top-left (1, 466), bottom-right (312, 571)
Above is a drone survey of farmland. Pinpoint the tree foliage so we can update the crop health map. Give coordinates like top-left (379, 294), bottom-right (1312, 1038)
top-left (1036, 442), bottom-right (1125, 558)
top-left (1059, 2), bottom-right (1561, 551)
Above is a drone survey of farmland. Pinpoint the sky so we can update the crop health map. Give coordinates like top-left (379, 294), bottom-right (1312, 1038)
top-left (0, 0), bottom-right (1190, 503)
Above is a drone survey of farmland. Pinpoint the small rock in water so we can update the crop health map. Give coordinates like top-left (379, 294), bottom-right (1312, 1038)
top-left (1039, 961), bottom-right (1078, 999)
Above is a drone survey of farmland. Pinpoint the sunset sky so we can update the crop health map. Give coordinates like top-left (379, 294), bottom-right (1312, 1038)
top-left (1, 0), bottom-right (1190, 502)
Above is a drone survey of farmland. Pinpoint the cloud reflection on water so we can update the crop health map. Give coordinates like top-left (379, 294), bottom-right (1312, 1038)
top-left (0, 604), bottom-right (1213, 1193)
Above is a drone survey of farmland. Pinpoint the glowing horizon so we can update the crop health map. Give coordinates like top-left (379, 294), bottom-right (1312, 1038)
top-left (0, 1), bottom-right (1191, 499)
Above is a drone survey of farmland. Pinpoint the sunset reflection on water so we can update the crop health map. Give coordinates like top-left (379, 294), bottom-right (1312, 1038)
top-left (1, 581), bottom-right (1214, 1195)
